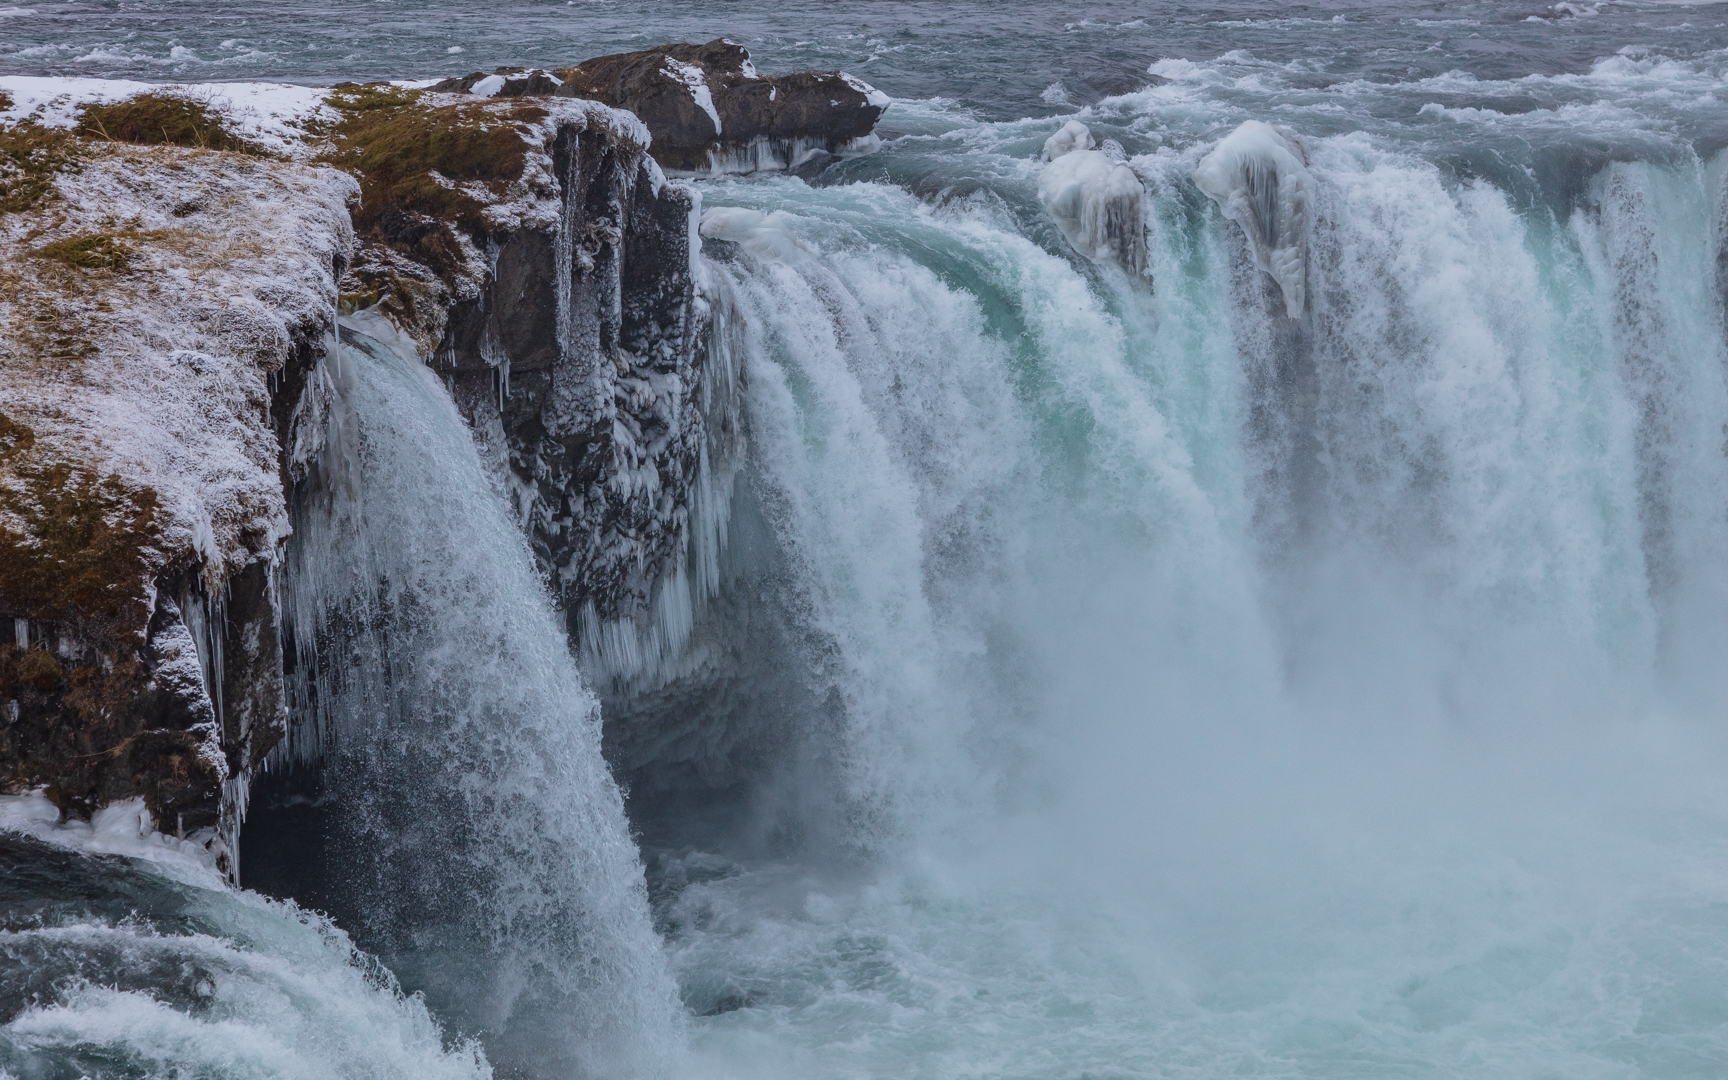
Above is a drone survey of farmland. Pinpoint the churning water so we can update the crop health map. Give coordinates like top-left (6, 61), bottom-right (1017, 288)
top-left (11, 2), bottom-right (1728, 1078)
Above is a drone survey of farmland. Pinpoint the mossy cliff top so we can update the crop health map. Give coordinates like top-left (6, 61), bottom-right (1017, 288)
top-left (309, 84), bottom-right (649, 351)
top-left (0, 76), bottom-right (652, 840)
top-left (0, 111), bottom-right (354, 841)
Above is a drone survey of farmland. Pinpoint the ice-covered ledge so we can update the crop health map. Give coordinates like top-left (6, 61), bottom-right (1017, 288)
top-left (0, 128), bottom-right (355, 875)
top-left (1, 75), bottom-right (742, 857)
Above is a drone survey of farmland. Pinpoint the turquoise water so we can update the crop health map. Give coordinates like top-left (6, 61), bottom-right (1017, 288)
top-left (11, 5), bottom-right (1728, 1077)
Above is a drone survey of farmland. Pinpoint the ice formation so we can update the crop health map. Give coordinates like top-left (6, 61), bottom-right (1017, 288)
top-left (0, 793), bottom-right (227, 884)
top-left (1193, 119), bottom-right (1314, 317)
top-left (1042, 118), bottom-right (1095, 161)
top-left (1036, 121), bottom-right (1148, 275)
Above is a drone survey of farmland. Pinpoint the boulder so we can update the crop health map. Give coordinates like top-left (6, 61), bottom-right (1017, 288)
top-left (429, 41), bottom-right (890, 172)
top-left (550, 39), bottom-right (889, 173)
top-left (426, 66), bottom-right (563, 98)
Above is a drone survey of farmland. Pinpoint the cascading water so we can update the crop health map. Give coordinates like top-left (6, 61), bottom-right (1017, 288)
top-left (262, 313), bottom-right (683, 1078)
top-left (624, 70), bottom-right (1728, 1080)
top-left (15, 7), bottom-right (1728, 1079)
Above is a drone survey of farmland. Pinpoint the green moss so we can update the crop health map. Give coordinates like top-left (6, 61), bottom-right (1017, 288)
top-left (32, 233), bottom-right (132, 271)
top-left (0, 415), bottom-right (160, 628)
top-left (0, 122), bottom-right (80, 215)
top-left (77, 93), bottom-right (261, 154)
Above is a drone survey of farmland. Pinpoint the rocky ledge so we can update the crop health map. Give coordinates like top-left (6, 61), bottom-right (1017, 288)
top-left (0, 126), bottom-right (354, 873)
top-left (432, 38), bottom-right (890, 174)
top-left (0, 57), bottom-right (763, 866)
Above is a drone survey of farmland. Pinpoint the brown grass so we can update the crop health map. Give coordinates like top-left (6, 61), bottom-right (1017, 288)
top-left (0, 122), bottom-right (81, 215)
top-left (315, 84), bottom-right (546, 284)
top-left (33, 232), bottom-right (132, 271)
top-left (77, 93), bottom-right (263, 154)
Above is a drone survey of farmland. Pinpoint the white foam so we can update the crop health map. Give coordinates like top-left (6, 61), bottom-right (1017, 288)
top-left (0, 793), bottom-right (226, 887)
top-left (1192, 119), bottom-right (1313, 317)
top-left (700, 206), bottom-right (816, 263)
top-left (2, 916), bottom-right (492, 1080)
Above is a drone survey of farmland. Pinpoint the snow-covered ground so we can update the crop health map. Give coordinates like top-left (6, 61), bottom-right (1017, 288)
top-left (0, 136), bottom-right (355, 595)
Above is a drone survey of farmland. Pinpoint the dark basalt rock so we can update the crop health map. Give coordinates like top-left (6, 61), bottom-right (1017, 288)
top-left (432, 123), bottom-right (730, 657)
top-left (556, 39), bottom-right (887, 171)
top-left (431, 40), bottom-right (888, 173)
top-left (427, 67), bottom-right (563, 97)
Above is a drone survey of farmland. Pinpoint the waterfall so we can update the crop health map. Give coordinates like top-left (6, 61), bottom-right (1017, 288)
top-left (273, 312), bottom-right (682, 1078)
top-left (643, 131), bottom-right (1728, 1077)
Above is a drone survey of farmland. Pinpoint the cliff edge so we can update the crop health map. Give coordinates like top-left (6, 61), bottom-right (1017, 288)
top-left (0, 72), bottom-right (741, 871)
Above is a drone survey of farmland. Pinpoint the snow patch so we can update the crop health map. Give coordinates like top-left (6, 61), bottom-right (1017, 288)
top-left (840, 72), bottom-right (891, 109)
top-left (0, 76), bottom-right (335, 158)
top-left (664, 58), bottom-right (721, 135)
top-left (469, 73), bottom-right (507, 97)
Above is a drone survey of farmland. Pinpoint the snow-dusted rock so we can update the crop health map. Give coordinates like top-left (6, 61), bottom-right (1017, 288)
top-left (0, 134), bottom-right (355, 865)
top-left (552, 39), bottom-right (889, 173)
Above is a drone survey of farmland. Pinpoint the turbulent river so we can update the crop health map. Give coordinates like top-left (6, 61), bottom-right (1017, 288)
top-left (10, 2), bottom-right (1728, 1078)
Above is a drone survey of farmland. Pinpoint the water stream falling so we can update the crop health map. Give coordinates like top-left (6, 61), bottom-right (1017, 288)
top-left (266, 313), bottom-right (683, 1079)
top-left (12, 5), bottom-right (1728, 1077)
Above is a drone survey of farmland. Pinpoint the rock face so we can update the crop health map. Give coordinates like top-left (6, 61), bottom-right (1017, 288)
top-left (0, 76), bottom-right (739, 859)
top-left (430, 112), bottom-right (742, 689)
top-left (435, 40), bottom-right (890, 173)
top-left (0, 131), bottom-right (356, 873)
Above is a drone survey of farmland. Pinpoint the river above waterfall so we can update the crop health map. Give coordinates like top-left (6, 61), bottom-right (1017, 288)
top-left (9, 3), bottom-right (1728, 1079)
